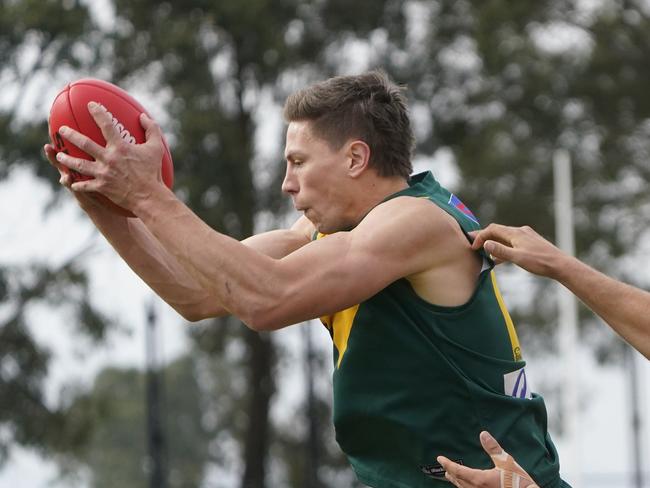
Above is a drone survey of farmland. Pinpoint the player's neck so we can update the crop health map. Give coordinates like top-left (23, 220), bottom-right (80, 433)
top-left (348, 174), bottom-right (409, 226)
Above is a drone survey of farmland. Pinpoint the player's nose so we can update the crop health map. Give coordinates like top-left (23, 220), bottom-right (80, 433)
top-left (281, 167), bottom-right (298, 194)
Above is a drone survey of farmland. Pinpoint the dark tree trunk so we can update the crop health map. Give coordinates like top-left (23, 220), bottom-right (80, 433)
top-left (240, 329), bottom-right (274, 488)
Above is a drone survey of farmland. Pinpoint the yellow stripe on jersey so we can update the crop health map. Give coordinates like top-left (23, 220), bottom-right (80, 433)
top-left (321, 304), bottom-right (360, 369)
top-left (489, 271), bottom-right (523, 361)
top-left (315, 232), bottom-right (360, 369)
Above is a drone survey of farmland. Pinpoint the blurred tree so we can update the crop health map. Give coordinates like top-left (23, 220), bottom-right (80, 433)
top-left (0, 256), bottom-right (113, 463)
top-left (0, 0), bottom-right (115, 467)
top-left (58, 355), bottom-right (212, 488)
top-left (386, 0), bottom-right (650, 354)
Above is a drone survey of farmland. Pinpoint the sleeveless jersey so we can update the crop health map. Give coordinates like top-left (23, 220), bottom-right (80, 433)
top-left (318, 171), bottom-right (565, 488)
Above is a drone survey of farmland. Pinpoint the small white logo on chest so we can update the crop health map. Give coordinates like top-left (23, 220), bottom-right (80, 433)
top-left (504, 367), bottom-right (532, 399)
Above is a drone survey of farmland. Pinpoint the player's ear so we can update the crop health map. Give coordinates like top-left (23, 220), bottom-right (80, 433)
top-left (347, 140), bottom-right (371, 177)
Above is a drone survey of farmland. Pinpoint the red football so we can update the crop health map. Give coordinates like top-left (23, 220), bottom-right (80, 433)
top-left (48, 78), bottom-right (174, 217)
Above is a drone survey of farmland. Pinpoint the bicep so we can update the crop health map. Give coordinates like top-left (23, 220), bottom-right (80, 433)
top-left (191, 219), bottom-right (313, 320)
top-left (241, 216), bottom-right (313, 258)
top-left (265, 199), bottom-right (446, 327)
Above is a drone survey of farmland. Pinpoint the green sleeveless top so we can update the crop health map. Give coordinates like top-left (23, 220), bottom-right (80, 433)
top-left (318, 172), bottom-right (564, 488)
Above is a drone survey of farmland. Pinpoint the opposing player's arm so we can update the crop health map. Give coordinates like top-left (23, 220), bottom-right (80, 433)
top-left (472, 224), bottom-right (650, 359)
top-left (133, 191), bottom-right (457, 330)
top-left (555, 257), bottom-right (650, 359)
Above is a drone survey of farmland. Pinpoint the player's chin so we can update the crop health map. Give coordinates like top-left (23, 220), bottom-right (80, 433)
top-left (312, 218), bottom-right (341, 235)
top-left (304, 213), bottom-right (319, 230)
top-left (301, 210), bottom-right (323, 231)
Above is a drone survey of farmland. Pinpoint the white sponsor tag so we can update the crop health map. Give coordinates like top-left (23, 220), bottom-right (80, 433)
top-left (504, 367), bottom-right (532, 399)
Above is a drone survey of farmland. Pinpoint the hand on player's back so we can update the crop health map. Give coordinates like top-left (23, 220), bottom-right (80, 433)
top-left (437, 431), bottom-right (539, 488)
top-left (470, 224), bottom-right (570, 280)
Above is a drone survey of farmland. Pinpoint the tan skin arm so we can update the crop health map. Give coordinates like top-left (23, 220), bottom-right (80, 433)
top-left (472, 224), bottom-right (650, 359)
top-left (53, 104), bottom-right (476, 331)
top-left (120, 188), bottom-right (460, 330)
top-left (45, 143), bottom-right (313, 321)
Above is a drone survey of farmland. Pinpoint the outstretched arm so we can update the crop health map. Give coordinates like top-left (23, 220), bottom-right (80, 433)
top-left (45, 143), bottom-right (312, 321)
top-left (437, 431), bottom-right (539, 488)
top-left (472, 224), bottom-right (650, 359)
top-left (54, 103), bottom-right (480, 331)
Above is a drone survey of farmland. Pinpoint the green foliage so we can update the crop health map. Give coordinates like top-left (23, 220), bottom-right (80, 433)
top-left (0, 260), bottom-right (113, 462)
top-left (59, 356), bottom-right (211, 488)
top-left (423, 1), bottom-right (649, 260)
top-left (0, 0), bottom-right (102, 181)
top-left (0, 0), bottom-right (90, 43)
top-left (384, 0), bottom-right (650, 341)
top-left (0, 0), bottom-right (115, 444)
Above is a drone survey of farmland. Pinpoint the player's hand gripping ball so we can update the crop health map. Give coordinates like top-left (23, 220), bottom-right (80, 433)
top-left (48, 78), bottom-right (174, 217)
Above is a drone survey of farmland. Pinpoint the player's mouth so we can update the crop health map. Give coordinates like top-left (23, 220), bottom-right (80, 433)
top-left (293, 202), bottom-right (307, 212)
top-left (297, 206), bottom-right (312, 218)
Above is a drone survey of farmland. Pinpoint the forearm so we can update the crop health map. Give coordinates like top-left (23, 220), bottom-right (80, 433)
top-left (555, 256), bottom-right (650, 358)
top-left (83, 201), bottom-right (220, 320)
top-left (83, 199), bottom-right (310, 323)
top-left (133, 186), bottom-right (286, 328)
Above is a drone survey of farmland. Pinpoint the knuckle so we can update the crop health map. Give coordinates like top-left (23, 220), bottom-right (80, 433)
top-left (102, 148), bottom-right (117, 163)
top-left (105, 153), bottom-right (120, 167)
top-left (106, 166), bottom-right (119, 179)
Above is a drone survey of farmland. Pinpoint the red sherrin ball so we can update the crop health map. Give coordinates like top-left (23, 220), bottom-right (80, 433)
top-left (48, 78), bottom-right (174, 217)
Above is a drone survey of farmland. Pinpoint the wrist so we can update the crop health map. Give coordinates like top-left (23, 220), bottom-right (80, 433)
top-left (131, 183), bottom-right (177, 220)
top-left (551, 253), bottom-right (582, 285)
top-left (75, 192), bottom-right (106, 214)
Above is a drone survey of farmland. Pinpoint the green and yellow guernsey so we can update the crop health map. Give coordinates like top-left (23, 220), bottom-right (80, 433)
top-left (317, 172), bottom-right (566, 488)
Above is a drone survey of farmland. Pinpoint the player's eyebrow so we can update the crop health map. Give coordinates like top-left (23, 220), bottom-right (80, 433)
top-left (285, 151), bottom-right (307, 162)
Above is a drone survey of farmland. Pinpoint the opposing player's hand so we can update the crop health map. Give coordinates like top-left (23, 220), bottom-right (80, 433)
top-left (54, 101), bottom-right (166, 211)
top-left (437, 431), bottom-right (539, 488)
top-left (470, 224), bottom-right (570, 280)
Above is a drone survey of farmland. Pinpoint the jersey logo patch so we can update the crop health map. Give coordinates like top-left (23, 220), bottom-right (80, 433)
top-left (448, 193), bottom-right (479, 225)
top-left (504, 367), bottom-right (532, 399)
top-left (421, 460), bottom-right (463, 481)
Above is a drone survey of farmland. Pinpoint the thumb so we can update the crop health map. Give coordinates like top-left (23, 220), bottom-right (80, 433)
top-left (483, 240), bottom-right (517, 264)
top-left (479, 431), bottom-right (506, 460)
top-left (480, 431), bottom-right (539, 487)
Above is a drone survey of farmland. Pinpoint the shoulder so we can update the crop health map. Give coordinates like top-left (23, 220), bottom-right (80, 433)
top-left (343, 195), bottom-right (471, 278)
top-left (357, 195), bottom-right (465, 244)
